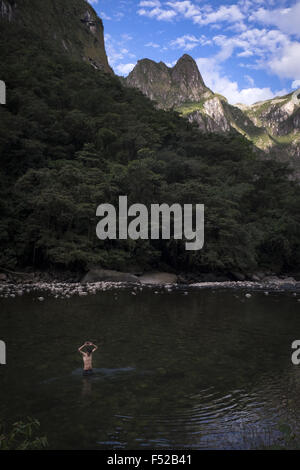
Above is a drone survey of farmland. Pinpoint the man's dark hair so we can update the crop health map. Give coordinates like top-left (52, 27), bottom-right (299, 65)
top-left (86, 345), bottom-right (93, 356)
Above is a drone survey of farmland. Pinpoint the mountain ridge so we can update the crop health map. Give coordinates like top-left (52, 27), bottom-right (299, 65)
top-left (126, 54), bottom-right (300, 175)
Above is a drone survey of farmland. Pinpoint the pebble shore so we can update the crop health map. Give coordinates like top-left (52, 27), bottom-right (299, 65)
top-left (0, 279), bottom-right (299, 300)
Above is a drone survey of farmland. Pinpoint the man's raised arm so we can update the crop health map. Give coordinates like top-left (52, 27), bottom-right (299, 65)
top-left (78, 343), bottom-right (87, 354)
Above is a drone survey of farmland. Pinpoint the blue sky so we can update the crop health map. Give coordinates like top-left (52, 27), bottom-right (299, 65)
top-left (88, 0), bottom-right (300, 105)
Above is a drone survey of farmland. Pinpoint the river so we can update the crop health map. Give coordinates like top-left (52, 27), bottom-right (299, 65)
top-left (1, 285), bottom-right (300, 449)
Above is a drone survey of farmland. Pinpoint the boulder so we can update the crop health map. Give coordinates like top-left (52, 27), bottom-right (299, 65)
top-left (139, 272), bottom-right (178, 285)
top-left (0, 273), bottom-right (7, 281)
top-left (81, 268), bottom-right (140, 283)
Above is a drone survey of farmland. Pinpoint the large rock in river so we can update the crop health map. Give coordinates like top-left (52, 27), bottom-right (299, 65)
top-left (139, 272), bottom-right (178, 285)
top-left (82, 268), bottom-right (140, 283)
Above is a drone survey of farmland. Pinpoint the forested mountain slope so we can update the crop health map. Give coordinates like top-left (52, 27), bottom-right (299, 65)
top-left (0, 3), bottom-right (300, 276)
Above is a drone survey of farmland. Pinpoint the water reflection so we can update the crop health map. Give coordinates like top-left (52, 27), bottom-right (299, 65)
top-left (81, 377), bottom-right (92, 397)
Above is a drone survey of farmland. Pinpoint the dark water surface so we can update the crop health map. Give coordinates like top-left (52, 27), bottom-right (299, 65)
top-left (1, 286), bottom-right (300, 449)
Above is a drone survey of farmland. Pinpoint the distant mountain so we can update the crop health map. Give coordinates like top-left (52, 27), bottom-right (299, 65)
top-left (0, 0), bottom-right (113, 73)
top-left (237, 93), bottom-right (300, 174)
top-left (126, 55), bottom-right (300, 176)
top-left (126, 54), bottom-right (210, 109)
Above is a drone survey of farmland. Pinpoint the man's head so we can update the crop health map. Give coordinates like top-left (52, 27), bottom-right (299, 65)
top-left (86, 345), bottom-right (93, 356)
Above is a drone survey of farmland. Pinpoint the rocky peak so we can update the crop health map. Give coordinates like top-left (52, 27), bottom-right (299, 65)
top-left (135, 58), bottom-right (169, 74)
top-left (171, 54), bottom-right (206, 91)
top-left (126, 54), bottom-right (210, 109)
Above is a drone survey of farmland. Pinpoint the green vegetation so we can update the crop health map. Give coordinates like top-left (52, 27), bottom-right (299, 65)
top-left (0, 417), bottom-right (48, 450)
top-left (213, 93), bottom-right (228, 102)
top-left (225, 102), bottom-right (263, 137)
top-left (175, 95), bottom-right (227, 117)
top-left (1, 21), bottom-right (300, 275)
top-left (272, 133), bottom-right (300, 145)
top-left (175, 100), bottom-right (206, 115)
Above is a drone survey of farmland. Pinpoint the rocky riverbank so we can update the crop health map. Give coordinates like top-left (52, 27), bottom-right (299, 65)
top-left (0, 278), bottom-right (299, 301)
top-left (1, 266), bottom-right (300, 301)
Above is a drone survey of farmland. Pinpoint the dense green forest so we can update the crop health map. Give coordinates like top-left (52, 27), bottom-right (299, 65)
top-left (0, 23), bottom-right (300, 275)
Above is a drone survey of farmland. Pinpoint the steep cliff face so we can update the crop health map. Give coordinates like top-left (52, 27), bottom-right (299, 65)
top-left (244, 91), bottom-right (300, 137)
top-left (126, 54), bottom-right (211, 109)
top-left (178, 95), bottom-right (232, 133)
top-left (0, 0), bottom-right (113, 73)
top-left (236, 90), bottom-right (300, 174)
top-left (126, 54), bottom-right (300, 174)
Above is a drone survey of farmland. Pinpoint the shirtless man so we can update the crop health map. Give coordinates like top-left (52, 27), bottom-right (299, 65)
top-left (78, 341), bottom-right (98, 376)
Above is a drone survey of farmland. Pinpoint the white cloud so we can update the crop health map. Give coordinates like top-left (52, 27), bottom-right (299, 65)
top-left (145, 41), bottom-right (160, 48)
top-left (196, 56), bottom-right (287, 105)
top-left (193, 5), bottom-right (244, 26)
top-left (88, 0), bottom-right (98, 4)
top-left (268, 42), bottom-right (300, 80)
top-left (138, 2), bottom-right (177, 21)
top-left (139, 0), bottom-right (161, 6)
top-left (292, 80), bottom-right (300, 89)
top-left (212, 28), bottom-right (290, 64)
top-left (237, 50), bottom-right (253, 57)
top-left (115, 63), bottom-right (136, 75)
top-left (200, 24), bottom-right (300, 86)
top-left (169, 34), bottom-right (210, 51)
top-left (166, 1), bottom-right (201, 18)
top-left (205, 26), bottom-right (300, 86)
top-left (138, 1), bottom-right (245, 26)
top-left (250, 2), bottom-right (300, 37)
top-left (227, 21), bottom-right (248, 33)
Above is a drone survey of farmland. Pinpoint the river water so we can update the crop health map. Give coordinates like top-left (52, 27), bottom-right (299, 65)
top-left (1, 285), bottom-right (300, 449)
